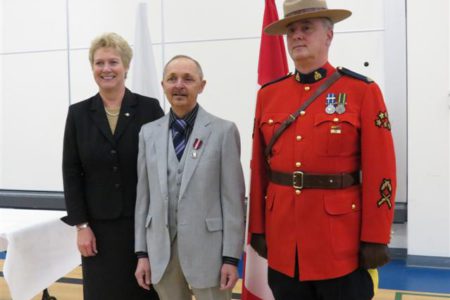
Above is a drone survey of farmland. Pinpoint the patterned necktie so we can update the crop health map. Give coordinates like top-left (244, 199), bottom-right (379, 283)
top-left (172, 119), bottom-right (188, 160)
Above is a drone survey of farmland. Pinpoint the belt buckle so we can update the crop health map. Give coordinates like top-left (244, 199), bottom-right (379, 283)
top-left (293, 171), bottom-right (304, 190)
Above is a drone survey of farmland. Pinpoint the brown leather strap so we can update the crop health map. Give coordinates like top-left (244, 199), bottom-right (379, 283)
top-left (264, 71), bottom-right (342, 158)
top-left (269, 170), bottom-right (360, 189)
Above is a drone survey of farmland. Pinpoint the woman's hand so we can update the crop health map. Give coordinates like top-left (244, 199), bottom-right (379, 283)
top-left (77, 226), bottom-right (97, 257)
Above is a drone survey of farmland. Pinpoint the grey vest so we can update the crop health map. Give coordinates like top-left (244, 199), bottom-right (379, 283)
top-left (167, 131), bottom-right (188, 242)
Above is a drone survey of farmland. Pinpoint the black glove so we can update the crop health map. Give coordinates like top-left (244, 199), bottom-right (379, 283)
top-left (250, 233), bottom-right (267, 259)
top-left (359, 242), bottom-right (390, 269)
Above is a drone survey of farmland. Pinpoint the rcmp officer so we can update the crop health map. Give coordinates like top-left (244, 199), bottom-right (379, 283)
top-left (248, 0), bottom-right (397, 299)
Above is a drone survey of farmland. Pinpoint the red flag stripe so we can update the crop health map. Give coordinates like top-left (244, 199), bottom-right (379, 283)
top-left (257, 0), bottom-right (289, 86)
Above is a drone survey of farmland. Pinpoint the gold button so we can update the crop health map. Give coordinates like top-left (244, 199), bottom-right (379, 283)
top-left (295, 189), bottom-right (301, 195)
top-left (268, 119), bottom-right (274, 125)
top-left (296, 135), bottom-right (302, 141)
top-left (300, 111), bottom-right (306, 116)
top-left (352, 204), bottom-right (356, 210)
top-left (333, 117), bottom-right (339, 122)
top-left (304, 86), bottom-right (310, 91)
top-left (295, 162), bottom-right (302, 167)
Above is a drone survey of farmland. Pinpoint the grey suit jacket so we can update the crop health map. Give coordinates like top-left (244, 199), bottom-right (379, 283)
top-left (135, 106), bottom-right (245, 288)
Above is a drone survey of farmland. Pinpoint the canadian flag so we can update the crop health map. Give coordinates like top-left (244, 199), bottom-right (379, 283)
top-left (241, 0), bottom-right (288, 299)
top-left (256, 0), bottom-right (289, 86)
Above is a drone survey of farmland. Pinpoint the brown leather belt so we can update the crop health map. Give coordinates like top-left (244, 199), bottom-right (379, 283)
top-left (269, 170), bottom-right (360, 189)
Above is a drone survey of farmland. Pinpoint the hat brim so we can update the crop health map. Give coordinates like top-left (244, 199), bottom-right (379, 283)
top-left (264, 9), bottom-right (352, 35)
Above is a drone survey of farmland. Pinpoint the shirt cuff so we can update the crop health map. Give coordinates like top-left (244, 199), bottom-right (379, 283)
top-left (222, 256), bottom-right (239, 266)
top-left (136, 251), bottom-right (149, 259)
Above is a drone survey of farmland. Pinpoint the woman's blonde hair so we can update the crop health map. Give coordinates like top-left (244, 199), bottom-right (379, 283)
top-left (89, 32), bottom-right (133, 69)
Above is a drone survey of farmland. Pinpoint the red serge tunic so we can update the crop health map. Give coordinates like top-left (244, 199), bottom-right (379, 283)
top-left (249, 62), bottom-right (397, 281)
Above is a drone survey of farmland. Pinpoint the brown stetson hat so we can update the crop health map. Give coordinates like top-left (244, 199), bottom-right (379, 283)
top-left (265, 0), bottom-right (351, 35)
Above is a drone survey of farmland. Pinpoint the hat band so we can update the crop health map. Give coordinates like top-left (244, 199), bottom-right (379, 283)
top-left (285, 7), bottom-right (326, 18)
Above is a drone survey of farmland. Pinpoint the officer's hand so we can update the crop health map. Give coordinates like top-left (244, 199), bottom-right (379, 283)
top-left (360, 242), bottom-right (390, 269)
top-left (250, 233), bottom-right (267, 259)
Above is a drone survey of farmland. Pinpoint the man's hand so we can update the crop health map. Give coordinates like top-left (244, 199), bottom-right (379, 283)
top-left (77, 227), bottom-right (97, 257)
top-left (220, 264), bottom-right (239, 290)
top-left (360, 242), bottom-right (390, 269)
top-left (135, 257), bottom-right (152, 290)
top-left (250, 233), bottom-right (267, 259)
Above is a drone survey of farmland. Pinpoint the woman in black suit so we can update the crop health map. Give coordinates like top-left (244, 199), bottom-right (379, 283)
top-left (62, 32), bottom-right (163, 299)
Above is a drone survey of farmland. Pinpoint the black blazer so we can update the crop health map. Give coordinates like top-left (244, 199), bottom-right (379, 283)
top-left (62, 89), bottom-right (164, 226)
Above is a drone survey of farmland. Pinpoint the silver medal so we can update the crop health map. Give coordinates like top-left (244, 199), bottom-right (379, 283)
top-left (335, 104), bottom-right (346, 114)
top-left (325, 104), bottom-right (336, 114)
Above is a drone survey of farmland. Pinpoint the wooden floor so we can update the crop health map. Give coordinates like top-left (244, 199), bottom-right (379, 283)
top-left (1, 261), bottom-right (450, 300)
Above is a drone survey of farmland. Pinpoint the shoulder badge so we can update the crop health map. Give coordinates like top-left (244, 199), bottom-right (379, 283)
top-left (260, 73), bottom-right (292, 89)
top-left (337, 66), bottom-right (374, 84)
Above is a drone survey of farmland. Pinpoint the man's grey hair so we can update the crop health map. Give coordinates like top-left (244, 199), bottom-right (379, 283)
top-left (321, 18), bottom-right (334, 30)
top-left (163, 55), bottom-right (204, 79)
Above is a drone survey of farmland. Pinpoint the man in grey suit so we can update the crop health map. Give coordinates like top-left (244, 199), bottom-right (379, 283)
top-left (134, 55), bottom-right (245, 300)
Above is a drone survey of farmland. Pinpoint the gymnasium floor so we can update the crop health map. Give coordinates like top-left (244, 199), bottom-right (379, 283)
top-left (1, 254), bottom-right (450, 300)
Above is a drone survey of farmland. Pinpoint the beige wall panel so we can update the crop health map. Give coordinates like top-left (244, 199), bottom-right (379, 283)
top-left (68, 0), bottom-right (162, 49)
top-left (1, 0), bottom-right (67, 53)
top-left (163, 0), bottom-right (264, 42)
top-left (1, 52), bottom-right (68, 190)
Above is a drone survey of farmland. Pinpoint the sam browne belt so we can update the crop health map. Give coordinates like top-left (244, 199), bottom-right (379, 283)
top-left (263, 72), bottom-right (357, 190)
top-left (269, 170), bottom-right (360, 189)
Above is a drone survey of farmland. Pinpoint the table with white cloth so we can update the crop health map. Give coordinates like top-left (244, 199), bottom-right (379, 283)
top-left (0, 208), bottom-right (80, 300)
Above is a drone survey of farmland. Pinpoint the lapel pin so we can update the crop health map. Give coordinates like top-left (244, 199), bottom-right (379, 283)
top-left (125, 112), bottom-right (130, 117)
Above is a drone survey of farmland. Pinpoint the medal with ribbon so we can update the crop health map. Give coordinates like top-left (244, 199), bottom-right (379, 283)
top-left (192, 138), bottom-right (203, 158)
top-left (336, 93), bottom-right (347, 114)
top-left (325, 93), bottom-right (336, 114)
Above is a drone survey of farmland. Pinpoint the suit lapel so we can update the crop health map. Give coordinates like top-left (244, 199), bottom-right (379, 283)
top-left (114, 89), bottom-right (137, 142)
top-left (89, 95), bottom-right (115, 145)
top-left (154, 115), bottom-right (169, 199)
top-left (179, 107), bottom-right (212, 198)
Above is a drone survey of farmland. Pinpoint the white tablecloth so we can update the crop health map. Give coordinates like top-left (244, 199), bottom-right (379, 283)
top-left (0, 208), bottom-right (80, 300)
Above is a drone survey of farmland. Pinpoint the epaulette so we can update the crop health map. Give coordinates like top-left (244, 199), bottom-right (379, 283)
top-left (260, 73), bottom-right (292, 89)
top-left (337, 66), bottom-right (374, 84)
